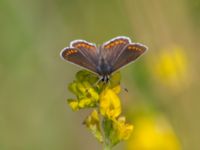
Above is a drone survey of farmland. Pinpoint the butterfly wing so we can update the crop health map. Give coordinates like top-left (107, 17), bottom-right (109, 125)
top-left (112, 43), bottom-right (148, 72)
top-left (60, 47), bottom-right (97, 74)
top-left (101, 36), bottom-right (131, 65)
top-left (70, 40), bottom-right (98, 66)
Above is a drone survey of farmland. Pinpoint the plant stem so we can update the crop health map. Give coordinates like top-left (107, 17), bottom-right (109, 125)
top-left (104, 142), bottom-right (111, 150)
top-left (102, 117), bottom-right (112, 150)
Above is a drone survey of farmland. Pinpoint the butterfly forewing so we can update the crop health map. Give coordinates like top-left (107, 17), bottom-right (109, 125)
top-left (102, 36), bottom-right (131, 65)
top-left (60, 37), bottom-right (148, 79)
top-left (112, 43), bottom-right (147, 72)
top-left (60, 47), bottom-right (97, 73)
top-left (70, 40), bottom-right (98, 66)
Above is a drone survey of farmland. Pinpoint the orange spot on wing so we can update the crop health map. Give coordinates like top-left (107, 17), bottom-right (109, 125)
top-left (110, 42), bottom-right (115, 47)
top-left (115, 41), bottom-right (119, 45)
top-left (65, 49), bottom-right (78, 56)
top-left (128, 46), bottom-right (132, 50)
top-left (74, 42), bottom-right (95, 50)
top-left (105, 39), bottom-right (128, 49)
top-left (106, 45), bottom-right (110, 49)
top-left (128, 46), bottom-right (142, 51)
top-left (83, 44), bottom-right (86, 47)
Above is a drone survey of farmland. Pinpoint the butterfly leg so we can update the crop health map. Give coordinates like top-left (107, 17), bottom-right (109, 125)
top-left (101, 75), bottom-right (110, 83)
top-left (93, 76), bottom-right (103, 87)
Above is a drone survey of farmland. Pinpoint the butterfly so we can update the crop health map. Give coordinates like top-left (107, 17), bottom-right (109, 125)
top-left (60, 36), bottom-right (148, 82)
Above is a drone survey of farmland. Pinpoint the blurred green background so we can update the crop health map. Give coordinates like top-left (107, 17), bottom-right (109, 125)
top-left (1, 0), bottom-right (200, 150)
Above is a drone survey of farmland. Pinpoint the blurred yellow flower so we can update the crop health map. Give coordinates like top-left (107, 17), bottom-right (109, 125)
top-left (83, 109), bottom-right (103, 142)
top-left (100, 88), bottom-right (121, 119)
top-left (153, 46), bottom-right (189, 89)
top-left (127, 114), bottom-right (181, 150)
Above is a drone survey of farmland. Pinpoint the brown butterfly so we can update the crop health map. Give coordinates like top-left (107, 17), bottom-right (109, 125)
top-left (60, 36), bottom-right (148, 82)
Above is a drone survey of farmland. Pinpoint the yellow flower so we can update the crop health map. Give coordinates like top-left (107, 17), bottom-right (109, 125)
top-left (99, 88), bottom-right (121, 119)
top-left (127, 114), bottom-right (181, 150)
top-left (67, 87), bottom-right (99, 110)
top-left (86, 88), bottom-right (99, 101)
top-left (107, 116), bottom-right (134, 146)
top-left (78, 98), bottom-right (93, 108)
top-left (112, 85), bottom-right (121, 94)
top-left (67, 70), bottom-right (101, 110)
top-left (83, 110), bottom-right (103, 143)
top-left (114, 117), bottom-right (134, 140)
top-left (67, 99), bottom-right (79, 111)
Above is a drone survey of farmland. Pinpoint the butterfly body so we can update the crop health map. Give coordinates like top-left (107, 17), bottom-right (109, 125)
top-left (97, 56), bottom-right (112, 74)
top-left (60, 36), bottom-right (148, 82)
top-left (96, 57), bottom-right (112, 82)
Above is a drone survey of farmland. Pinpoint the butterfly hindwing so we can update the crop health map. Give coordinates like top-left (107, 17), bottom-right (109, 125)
top-left (112, 43), bottom-right (147, 72)
top-left (60, 47), bottom-right (97, 73)
top-left (102, 36), bottom-right (131, 65)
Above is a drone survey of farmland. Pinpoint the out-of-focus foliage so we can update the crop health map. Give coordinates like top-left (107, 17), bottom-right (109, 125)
top-left (0, 0), bottom-right (199, 150)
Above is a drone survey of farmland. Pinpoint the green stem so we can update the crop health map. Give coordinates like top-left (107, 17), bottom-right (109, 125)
top-left (104, 143), bottom-right (111, 150)
top-left (103, 135), bottom-right (112, 150)
top-left (102, 117), bottom-right (112, 150)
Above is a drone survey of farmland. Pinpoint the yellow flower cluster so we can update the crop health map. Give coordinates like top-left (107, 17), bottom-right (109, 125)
top-left (67, 71), bottom-right (99, 111)
top-left (67, 70), bottom-right (133, 148)
top-left (83, 110), bottom-right (103, 143)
